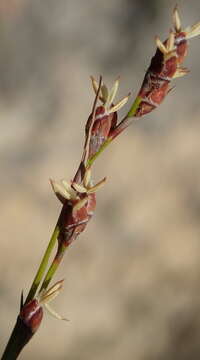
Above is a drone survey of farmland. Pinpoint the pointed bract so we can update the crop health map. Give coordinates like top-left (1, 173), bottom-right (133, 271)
top-left (173, 5), bottom-right (181, 32)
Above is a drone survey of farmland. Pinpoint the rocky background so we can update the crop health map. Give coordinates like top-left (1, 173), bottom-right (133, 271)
top-left (1, 0), bottom-right (200, 359)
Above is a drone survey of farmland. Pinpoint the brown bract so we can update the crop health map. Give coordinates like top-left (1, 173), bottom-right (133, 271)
top-left (20, 299), bottom-right (43, 334)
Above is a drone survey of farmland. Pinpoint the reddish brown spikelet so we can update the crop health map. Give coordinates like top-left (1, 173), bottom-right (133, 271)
top-left (51, 169), bottom-right (105, 249)
top-left (86, 77), bottom-right (129, 158)
top-left (134, 7), bottom-right (200, 117)
top-left (57, 192), bottom-right (96, 247)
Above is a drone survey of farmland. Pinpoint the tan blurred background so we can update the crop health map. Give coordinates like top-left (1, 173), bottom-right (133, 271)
top-left (1, 0), bottom-right (200, 359)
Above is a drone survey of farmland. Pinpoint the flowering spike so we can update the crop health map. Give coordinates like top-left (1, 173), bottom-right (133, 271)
top-left (131, 7), bottom-right (200, 118)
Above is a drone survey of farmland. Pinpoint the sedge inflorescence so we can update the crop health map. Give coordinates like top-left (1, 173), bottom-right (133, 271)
top-left (16, 5), bottom-right (200, 344)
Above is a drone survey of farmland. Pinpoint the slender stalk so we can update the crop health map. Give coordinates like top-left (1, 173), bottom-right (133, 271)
top-left (25, 225), bottom-right (60, 304)
top-left (39, 243), bottom-right (67, 293)
top-left (86, 138), bottom-right (112, 168)
top-left (126, 96), bottom-right (142, 118)
top-left (1, 225), bottom-right (61, 360)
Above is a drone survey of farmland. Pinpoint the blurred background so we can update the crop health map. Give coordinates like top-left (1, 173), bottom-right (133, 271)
top-left (1, 0), bottom-right (200, 359)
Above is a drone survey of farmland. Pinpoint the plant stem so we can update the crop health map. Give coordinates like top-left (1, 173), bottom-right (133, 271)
top-left (39, 242), bottom-right (67, 293)
top-left (86, 138), bottom-right (112, 168)
top-left (25, 224), bottom-right (60, 304)
top-left (1, 316), bottom-right (33, 360)
top-left (126, 96), bottom-right (142, 117)
top-left (1, 225), bottom-right (61, 360)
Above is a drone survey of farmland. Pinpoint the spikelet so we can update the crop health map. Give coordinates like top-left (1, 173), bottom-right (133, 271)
top-left (134, 6), bottom-right (200, 117)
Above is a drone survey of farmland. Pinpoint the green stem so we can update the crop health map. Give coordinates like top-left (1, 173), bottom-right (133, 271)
top-left (39, 243), bottom-right (67, 293)
top-left (1, 223), bottom-right (61, 359)
top-left (126, 96), bottom-right (142, 117)
top-left (25, 225), bottom-right (60, 304)
top-left (86, 138), bottom-right (112, 168)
